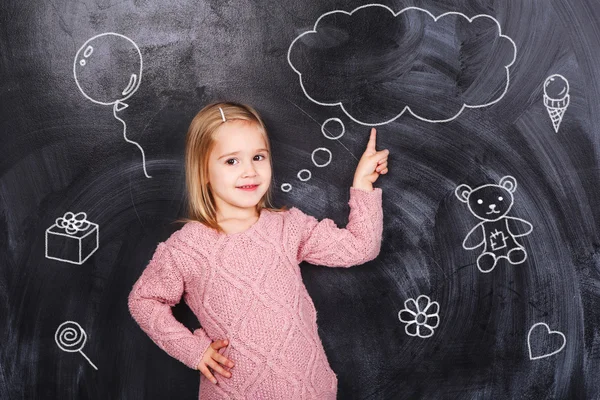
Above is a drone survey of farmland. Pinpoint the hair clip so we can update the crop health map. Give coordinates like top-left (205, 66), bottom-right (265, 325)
top-left (219, 107), bottom-right (226, 122)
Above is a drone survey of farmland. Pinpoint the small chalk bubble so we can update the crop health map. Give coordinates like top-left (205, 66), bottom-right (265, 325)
top-left (311, 147), bottom-right (332, 167)
top-left (321, 118), bottom-right (345, 140)
top-left (281, 183), bottom-right (292, 192)
top-left (297, 169), bottom-right (311, 181)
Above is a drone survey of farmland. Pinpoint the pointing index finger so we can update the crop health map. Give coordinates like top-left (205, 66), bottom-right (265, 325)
top-left (367, 128), bottom-right (377, 151)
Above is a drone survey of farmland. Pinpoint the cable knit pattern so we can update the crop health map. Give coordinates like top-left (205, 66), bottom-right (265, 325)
top-left (128, 187), bottom-right (383, 399)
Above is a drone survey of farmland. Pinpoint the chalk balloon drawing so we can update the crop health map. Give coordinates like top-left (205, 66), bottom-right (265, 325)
top-left (74, 32), bottom-right (151, 178)
top-left (288, 5), bottom-right (517, 125)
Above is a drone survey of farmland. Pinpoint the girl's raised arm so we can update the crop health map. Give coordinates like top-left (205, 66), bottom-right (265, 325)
top-left (128, 242), bottom-right (212, 370)
top-left (290, 186), bottom-right (383, 267)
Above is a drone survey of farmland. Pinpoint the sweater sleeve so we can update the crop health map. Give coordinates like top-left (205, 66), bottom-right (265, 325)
top-left (291, 187), bottom-right (383, 267)
top-left (128, 242), bottom-right (213, 370)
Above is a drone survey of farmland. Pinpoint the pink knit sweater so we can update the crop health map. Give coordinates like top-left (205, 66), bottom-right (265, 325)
top-left (128, 187), bottom-right (383, 399)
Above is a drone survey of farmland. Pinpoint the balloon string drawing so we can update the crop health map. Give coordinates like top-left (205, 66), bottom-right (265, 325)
top-left (74, 32), bottom-right (151, 178)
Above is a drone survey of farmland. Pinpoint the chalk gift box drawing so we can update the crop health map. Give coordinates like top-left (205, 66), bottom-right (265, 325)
top-left (45, 212), bottom-right (99, 265)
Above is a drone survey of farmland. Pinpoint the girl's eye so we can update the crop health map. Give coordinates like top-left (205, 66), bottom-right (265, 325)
top-left (225, 154), bottom-right (266, 165)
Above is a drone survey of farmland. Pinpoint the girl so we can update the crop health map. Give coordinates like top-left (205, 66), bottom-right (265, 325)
top-left (128, 102), bottom-right (389, 399)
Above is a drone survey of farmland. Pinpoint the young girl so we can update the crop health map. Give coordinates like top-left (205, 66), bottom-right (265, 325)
top-left (128, 102), bottom-right (389, 399)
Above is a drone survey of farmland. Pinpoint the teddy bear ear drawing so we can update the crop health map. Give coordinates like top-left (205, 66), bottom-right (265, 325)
top-left (455, 184), bottom-right (472, 203)
top-left (499, 175), bottom-right (517, 193)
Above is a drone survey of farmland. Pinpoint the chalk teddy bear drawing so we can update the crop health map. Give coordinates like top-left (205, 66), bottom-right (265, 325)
top-left (455, 176), bottom-right (533, 273)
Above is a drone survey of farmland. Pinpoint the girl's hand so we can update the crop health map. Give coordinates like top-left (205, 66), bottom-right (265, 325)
top-left (197, 339), bottom-right (235, 385)
top-left (352, 128), bottom-right (389, 191)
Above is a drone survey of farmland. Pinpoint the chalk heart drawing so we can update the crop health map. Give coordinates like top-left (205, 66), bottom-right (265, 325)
top-left (398, 295), bottom-right (440, 338)
top-left (543, 74), bottom-right (570, 133)
top-left (527, 322), bottom-right (566, 360)
top-left (55, 321), bottom-right (98, 370)
top-left (287, 4), bottom-right (517, 125)
top-left (74, 32), bottom-right (151, 178)
top-left (455, 175), bottom-right (533, 273)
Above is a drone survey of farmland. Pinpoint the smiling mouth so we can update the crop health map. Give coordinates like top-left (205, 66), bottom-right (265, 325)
top-left (237, 184), bottom-right (259, 190)
top-left (486, 209), bottom-right (500, 214)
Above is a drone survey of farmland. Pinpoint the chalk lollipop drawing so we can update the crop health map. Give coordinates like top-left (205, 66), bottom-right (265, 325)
top-left (543, 74), bottom-right (570, 133)
top-left (55, 321), bottom-right (98, 370)
top-left (74, 32), bottom-right (151, 178)
top-left (527, 322), bottom-right (566, 360)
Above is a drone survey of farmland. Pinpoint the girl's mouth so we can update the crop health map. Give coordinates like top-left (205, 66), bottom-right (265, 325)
top-left (237, 185), bottom-right (259, 191)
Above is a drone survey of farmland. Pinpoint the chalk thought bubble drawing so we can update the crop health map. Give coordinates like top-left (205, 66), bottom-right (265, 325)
top-left (74, 32), bottom-right (151, 178)
top-left (288, 5), bottom-right (517, 125)
top-left (280, 116), bottom-right (346, 192)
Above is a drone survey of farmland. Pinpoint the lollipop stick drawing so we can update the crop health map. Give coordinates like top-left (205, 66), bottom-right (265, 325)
top-left (543, 74), bottom-right (570, 133)
top-left (55, 321), bottom-right (98, 370)
top-left (74, 32), bottom-right (151, 178)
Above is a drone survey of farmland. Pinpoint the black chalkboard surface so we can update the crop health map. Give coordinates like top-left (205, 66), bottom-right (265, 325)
top-left (2, 0), bottom-right (599, 399)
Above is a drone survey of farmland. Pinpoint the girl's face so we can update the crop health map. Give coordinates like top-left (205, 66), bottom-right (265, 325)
top-left (207, 120), bottom-right (272, 217)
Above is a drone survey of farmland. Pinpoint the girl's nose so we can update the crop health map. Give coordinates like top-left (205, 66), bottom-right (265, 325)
top-left (242, 163), bottom-right (257, 177)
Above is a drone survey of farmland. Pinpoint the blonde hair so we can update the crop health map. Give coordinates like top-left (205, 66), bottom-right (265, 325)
top-left (176, 102), bottom-right (286, 232)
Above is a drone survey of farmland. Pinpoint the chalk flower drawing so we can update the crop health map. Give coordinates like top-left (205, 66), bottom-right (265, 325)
top-left (398, 295), bottom-right (440, 338)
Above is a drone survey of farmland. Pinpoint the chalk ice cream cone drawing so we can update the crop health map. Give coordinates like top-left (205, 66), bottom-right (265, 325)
top-left (543, 74), bottom-right (569, 133)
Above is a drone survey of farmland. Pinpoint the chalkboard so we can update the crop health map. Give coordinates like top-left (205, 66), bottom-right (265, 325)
top-left (2, 0), bottom-right (599, 399)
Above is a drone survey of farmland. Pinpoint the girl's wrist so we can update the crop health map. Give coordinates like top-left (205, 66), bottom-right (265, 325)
top-left (352, 181), bottom-right (373, 191)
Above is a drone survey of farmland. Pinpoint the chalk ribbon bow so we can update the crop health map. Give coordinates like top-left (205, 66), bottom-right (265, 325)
top-left (56, 212), bottom-right (91, 235)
